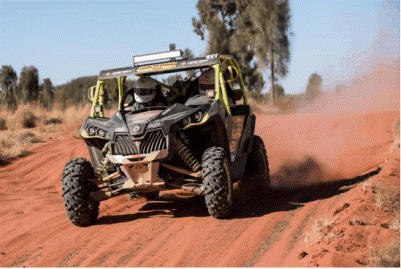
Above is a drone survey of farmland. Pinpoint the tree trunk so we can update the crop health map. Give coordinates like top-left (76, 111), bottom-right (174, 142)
top-left (270, 46), bottom-right (275, 107)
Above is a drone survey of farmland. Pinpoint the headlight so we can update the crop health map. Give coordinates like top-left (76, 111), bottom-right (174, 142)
top-left (193, 111), bottom-right (203, 122)
top-left (182, 116), bottom-right (192, 126)
top-left (88, 127), bottom-right (96, 136)
top-left (97, 129), bottom-right (106, 137)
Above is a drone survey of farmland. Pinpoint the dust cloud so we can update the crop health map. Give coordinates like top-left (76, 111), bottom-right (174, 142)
top-left (256, 59), bottom-right (400, 188)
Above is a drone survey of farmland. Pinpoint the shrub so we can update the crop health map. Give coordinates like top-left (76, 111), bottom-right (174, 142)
top-left (44, 118), bottom-right (63, 125)
top-left (0, 118), bottom-right (6, 130)
top-left (22, 112), bottom-right (36, 128)
top-left (30, 137), bottom-right (42, 144)
top-left (22, 132), bottom-right (35, 139)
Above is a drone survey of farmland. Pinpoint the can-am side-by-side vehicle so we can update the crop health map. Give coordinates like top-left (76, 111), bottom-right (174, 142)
top-left (62, 47), bottom-right (269, 226)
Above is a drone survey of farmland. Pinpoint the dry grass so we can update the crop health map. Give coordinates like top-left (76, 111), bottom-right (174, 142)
top-left (374, 185), bottom-right (400, 216)
top-left (369, 181), bottom-right (400, 267)
top-left (303, 216), bottom-right (338, 247)
top-left (391, 118), bottom-right (400, 152)
top-left (373, 185), bottom-right (400, 229)
top-left (370, 238), bottom-right (400, 267)
top-left (0, 103), bottom-right (93, 162)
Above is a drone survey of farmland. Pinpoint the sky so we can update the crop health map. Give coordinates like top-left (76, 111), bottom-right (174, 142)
top-left (1, 0), bottom-right (399, 94)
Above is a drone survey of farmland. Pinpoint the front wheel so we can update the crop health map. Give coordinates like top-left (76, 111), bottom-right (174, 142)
top-left (202, 147), bottom-right (233, 218)
top-left (62, 158), bottom-right (99, 226)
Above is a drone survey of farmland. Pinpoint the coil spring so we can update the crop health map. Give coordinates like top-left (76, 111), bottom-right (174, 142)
top-left (174, 138), bottom-right (201, 172)
top-left (96, 156), bottom-right (110, 176)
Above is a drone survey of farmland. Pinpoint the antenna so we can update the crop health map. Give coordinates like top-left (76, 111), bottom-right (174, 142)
top-left (169, 44), bottom-right (176, 61)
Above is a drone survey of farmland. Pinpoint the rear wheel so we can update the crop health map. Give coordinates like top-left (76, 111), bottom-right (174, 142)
top-left (244, 135), bottom-right (270, 194)
top-left (62, 158), bottom-right (99, 227)
top-left (202, 147), bottom-right (233, 218)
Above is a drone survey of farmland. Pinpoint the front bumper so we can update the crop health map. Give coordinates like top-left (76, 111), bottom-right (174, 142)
top-left (118, 149), bottom-right (169, 191)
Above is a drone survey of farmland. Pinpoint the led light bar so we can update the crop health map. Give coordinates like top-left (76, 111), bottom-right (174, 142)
top-left (133, 50), bottom-right (183, 65)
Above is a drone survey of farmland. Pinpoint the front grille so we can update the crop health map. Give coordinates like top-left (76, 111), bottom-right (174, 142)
top-left (112, 135), bottom-right (138, 156)
top-left (112, 130), bottom-right (167, 156)
top-left (140, 130), bottom-right (167, 154)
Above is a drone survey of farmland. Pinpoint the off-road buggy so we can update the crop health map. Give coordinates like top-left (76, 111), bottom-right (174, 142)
top-left (62, 47), bottom-right (269, 226)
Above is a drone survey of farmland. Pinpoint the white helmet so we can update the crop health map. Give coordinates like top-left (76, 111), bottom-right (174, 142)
top-left (134, 77), bottom-right (157, 103)
top-left (198, 68), bottom-right (215, 95)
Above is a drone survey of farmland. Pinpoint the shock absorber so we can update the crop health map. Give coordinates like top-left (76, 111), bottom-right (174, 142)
top-left (96, 143), bottom-right (112, 177)
top-left (174, 137), bottom-right (201, 172)
top-left (96, 156), bottom-right (110, 177)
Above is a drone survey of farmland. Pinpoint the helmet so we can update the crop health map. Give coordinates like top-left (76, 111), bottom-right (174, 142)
top-left (198, 68), bottom-right (215, 95)
top-left (134, 77), bottom-right (157, 103)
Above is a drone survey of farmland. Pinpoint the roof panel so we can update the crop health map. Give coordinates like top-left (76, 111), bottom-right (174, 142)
top-left (98, 55), bottom-right (222, 80)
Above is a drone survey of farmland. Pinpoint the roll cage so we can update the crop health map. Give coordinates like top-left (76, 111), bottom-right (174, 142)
top-left (88, 53), bottom-right (248, 118)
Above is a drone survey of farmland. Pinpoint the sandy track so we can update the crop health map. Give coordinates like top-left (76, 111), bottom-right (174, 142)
top-left (0, 108), bottom-right (398, 267)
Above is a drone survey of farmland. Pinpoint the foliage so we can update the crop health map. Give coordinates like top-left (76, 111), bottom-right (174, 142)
top-left (55, 76), bottom-right (136, 109)
top-left (0, 65), bottom-right (18, 111)
top-left (0, 118), bottom-right (6, 130)
top-left (55, 76), bottom-right (98, 108)
top-left (192, 0), bottom-right (291, 95)
top-left (44, 118), bottom-right (63, 125)
top-left (40, 78), bottom-right (54, 110)
top-left (183, 48), bottom-right (198, 78)
top-left (162, 74), bottom-right (183, 86)
top-left (305, 73), bottom-right (322, 101)
top-left (19, 66), bottom-right (40, 103)
top-left (273, 84), bottom-right (285, 98)
top-left (22, 112), bottom-right (37, 129)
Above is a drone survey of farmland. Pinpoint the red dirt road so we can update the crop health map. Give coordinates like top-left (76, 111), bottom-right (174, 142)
top-left (0, 107), bottom-right (399, 267)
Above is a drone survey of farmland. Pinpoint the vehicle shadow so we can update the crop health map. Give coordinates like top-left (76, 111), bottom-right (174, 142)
top-left (231, 167), bottom-right (380, 219)
top-left (95, 166), bottom-right (380, 225)
top-left (95, 194), bottom-right (210, 225)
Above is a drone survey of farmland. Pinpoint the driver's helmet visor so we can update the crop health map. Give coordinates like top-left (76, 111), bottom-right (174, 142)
top-left (135, 88), bottom-right (154, 95)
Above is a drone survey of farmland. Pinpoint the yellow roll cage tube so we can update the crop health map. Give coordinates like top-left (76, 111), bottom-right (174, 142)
top-left (89, 55), bottom-right (248, 118)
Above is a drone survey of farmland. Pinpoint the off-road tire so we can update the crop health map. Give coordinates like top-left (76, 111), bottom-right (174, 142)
top-left (62, 158), bottom-right (99, 227)
top-left (202, 147), bottom-right (233, 218)
top-left (245, 135), bottom-right (270, 194)
top-left (141, 192), bottom-right (159, 201)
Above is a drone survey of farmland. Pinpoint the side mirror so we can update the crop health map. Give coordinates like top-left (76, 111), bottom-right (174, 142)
top-left (87, 86), bottom-right (96, 102)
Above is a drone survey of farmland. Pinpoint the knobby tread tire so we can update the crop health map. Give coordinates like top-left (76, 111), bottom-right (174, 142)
top-left (62, 158), bottom-right (99, 227)
top-left (245, 135), bottom-right (270, 193)
top-left (202, 147), bottom-right (233, 218)
top-left (141, 191), bottom-right (160, 201)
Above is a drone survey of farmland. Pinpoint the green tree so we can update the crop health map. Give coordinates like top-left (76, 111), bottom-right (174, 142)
top-left (273, 84), bottom-right (285, 99)
top-left (55, 76), bottom-right (98, 108)
top-left (19, 66), bottom-right (40, 103)
top-left (183, 48), bottom-right (198, 78)
top-left (192, 0), bottom-right (264, 92)
top-left (39, 78), bottom-right (54, 110)
top-left (0, 65), bottom-right (17, 93)
top-left (162, 74), bottom-right (183, 85)
top-left (0, 65), bottom-right (18, 110)
top-left (305, 73), bottom-right (322, 101)
top-left (192, 0), bottom-right (291, 98)
top-left (248, 0), bottom-right (291, 106)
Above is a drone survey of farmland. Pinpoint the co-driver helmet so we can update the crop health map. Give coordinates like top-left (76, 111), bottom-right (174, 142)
top-left (198, 68), bottom-right (215, 95)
